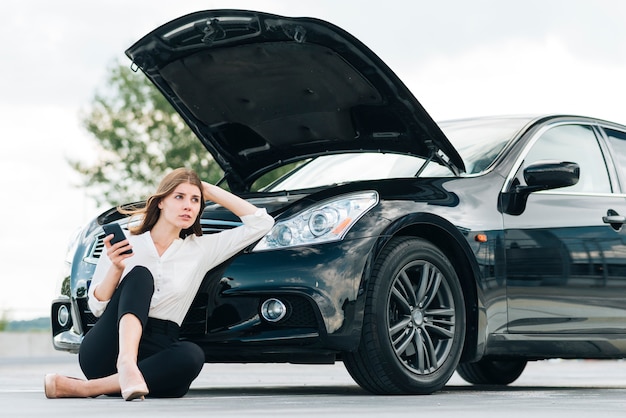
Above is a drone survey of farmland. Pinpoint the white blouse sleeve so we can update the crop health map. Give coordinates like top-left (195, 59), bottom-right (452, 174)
top-left (87, 251), bottom-right (113, 317)
top-left (197, 208), bottom-right (274, 268)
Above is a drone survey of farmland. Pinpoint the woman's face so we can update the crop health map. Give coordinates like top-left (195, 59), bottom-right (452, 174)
top-left (157, 182), bottom-right (202, 230)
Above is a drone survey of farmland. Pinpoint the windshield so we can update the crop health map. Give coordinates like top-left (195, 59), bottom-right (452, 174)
top-left (262, 116), bottom-right (533, 192)
top-left (439, 116), bottom-right (532, 174)
top-left (263, 153), bottom-right (429, 191)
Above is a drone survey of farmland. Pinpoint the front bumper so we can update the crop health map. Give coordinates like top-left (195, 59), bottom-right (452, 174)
top-left (52, 329), bottom-right (82, 353)
top-left (51, 235), bottom-right (379, 357)
top-left (51, 297), bottom-right (82, 353)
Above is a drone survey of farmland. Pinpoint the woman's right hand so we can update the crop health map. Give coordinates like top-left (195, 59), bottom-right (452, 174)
top-left (103, 234), bottom-right (134, 270)
top-left (92, 235), bottom-right (134, 302)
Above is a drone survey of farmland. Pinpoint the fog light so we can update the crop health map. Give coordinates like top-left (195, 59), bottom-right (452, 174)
top-left (260, 298), bottom-right (287, 322)
top-left (57, 305), bottom-right (70, 327)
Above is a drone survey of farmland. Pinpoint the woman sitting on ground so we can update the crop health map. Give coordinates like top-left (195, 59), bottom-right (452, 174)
top-left (44, 167), bottom-right (274, 400)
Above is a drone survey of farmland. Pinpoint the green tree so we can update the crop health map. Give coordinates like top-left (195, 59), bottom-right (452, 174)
top-left (70, 62), bottom-right (224, 207)
top-left (0, 310), bottom-right (8, 332)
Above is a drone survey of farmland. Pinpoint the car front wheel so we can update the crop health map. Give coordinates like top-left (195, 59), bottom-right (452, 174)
top-left (343, 237), bottom-right (466, 394)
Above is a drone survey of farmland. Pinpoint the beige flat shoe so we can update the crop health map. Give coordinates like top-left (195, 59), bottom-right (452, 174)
top-left (44, 373), bottom-right (87, 398)
top-left (121, 384), bottom-right (149, 401)
top-left (118, 363), bottom-right (149, 401)
top-left (44, 374), bottom-right (58, 399)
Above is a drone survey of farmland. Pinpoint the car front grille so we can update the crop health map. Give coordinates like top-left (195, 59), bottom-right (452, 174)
top-left (180, 293), bottom-right (209, 336)
top-left (76, 297), bottom-right (98, 335)
top-left (87, 219), bottom-right (241, 261)
top-left (90, 232), bottom-right (106, 260)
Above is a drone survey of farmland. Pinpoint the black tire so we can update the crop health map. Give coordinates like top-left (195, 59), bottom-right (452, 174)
top-left (456, 359), bottom-right (527, 385)
top-left (343, 237), bottom-right (466, 394)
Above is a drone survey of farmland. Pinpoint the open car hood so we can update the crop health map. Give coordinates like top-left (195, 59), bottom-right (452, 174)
top-left (126, 10), bottom-right (465, 190)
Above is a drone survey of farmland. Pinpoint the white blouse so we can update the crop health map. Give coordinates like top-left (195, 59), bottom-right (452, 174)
top-left (88, 208), bottom-right (274, 326)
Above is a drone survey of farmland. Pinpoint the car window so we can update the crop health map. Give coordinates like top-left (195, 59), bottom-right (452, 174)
top-left (524, 124), bottom-right (611, 193)
top-left (604, 128), bottom-right (626, 189)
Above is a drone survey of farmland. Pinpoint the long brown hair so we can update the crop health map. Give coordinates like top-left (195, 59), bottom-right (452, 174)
top-left (120, 168), bottom-right (205, 238)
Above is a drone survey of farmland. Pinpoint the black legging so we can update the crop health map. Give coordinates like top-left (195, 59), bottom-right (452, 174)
top-left (78, 266), bottom-right (205, 398)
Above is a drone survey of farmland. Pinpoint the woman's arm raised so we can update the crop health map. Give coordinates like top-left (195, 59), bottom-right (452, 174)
top-left (202, 182), bottom-right (258, 217)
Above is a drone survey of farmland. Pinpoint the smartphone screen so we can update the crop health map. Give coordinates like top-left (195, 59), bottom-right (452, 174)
top-left (102, 223), bottom-right (133, 255)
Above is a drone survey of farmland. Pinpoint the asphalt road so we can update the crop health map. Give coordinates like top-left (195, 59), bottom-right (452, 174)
top-left (1, 353), bottom-right (626, 417)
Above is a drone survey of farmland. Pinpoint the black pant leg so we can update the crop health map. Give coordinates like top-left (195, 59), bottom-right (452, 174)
top-left (78, 265), bottom-right (203, 398)
top-left (78, 266), bottom-right (154, 380)
top-left (138, 338), bottom-right (205, 398)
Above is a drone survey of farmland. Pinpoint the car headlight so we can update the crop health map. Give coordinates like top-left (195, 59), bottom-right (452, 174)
top-left (253, 191), bottom-right (378, 251)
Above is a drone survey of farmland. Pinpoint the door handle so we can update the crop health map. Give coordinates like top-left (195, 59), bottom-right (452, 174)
top-left (603, 209), bottom-right (625, 231)
top-left (603, 215), bottom-right (626, 223)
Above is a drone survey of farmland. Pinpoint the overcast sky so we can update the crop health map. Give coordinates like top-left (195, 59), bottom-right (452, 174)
top-left (2, 0), bottom-right (625, 320)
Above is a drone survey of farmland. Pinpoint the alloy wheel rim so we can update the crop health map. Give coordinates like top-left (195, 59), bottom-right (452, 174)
top-left (387, 260), bottom-right (456, 375)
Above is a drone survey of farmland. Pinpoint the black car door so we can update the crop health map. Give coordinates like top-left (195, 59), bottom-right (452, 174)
top-left (503, 122), bottom-right (626, 334)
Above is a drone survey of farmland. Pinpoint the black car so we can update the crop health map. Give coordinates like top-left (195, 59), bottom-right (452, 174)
top-left (51, 10), bottom-right (626, 395)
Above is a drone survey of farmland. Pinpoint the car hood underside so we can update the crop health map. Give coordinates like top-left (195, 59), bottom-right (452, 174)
top-left (125, 9), bottom-right (465, 189)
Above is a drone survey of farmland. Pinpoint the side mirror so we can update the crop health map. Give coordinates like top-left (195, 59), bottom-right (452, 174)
top-left (499, 160), bottom-right (580, 215)
top-left (522, 160), bottom-right (579, 191)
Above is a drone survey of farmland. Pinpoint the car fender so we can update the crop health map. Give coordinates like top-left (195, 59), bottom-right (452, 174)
top-left (361, 211), bottom-right (487, 362)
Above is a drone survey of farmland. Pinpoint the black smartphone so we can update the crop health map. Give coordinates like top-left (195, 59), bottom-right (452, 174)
top-left (102, 223), bottom-right (133, 255)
